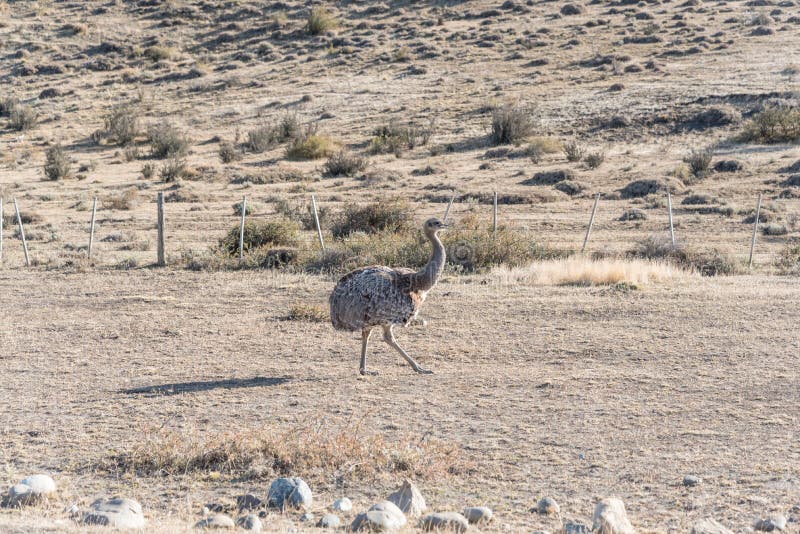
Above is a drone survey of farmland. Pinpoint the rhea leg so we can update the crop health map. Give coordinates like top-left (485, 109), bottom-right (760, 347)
top-left (382, 324), bottom-right (433, 374)
top-left (360, 328), bottom-right (377, 376)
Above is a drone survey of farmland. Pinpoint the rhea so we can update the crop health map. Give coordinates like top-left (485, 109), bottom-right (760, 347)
top-left (329, 218), bottom-right (449, 375)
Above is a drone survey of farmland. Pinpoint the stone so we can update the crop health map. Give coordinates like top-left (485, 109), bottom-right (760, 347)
top-left (351, 501), bottom-right (407, 531)
top-left (536, 496), bottom-right (560, 515)
top-left (195, 514), bottom-right (236, 529)
top-left (81, 498), bottom-right (146, 529)
top-left (564, 521), bottom-right (590, 534)
top-left (318, 513), bottom-right (341, 529)
top-left (300, 512), bottom-right (315, 522)
top-left (462, 506), bottom-right (493, 524)
top-left (691, 518), bottom-right (734, 534)
top-left (7, 474), bottom-right (57, 506)
top-left (267, 477), bottom-right (312, 510)
top-left (683, 475), bottom-right (701, 487)
top-left (237, 493), bottom-right (263, 511)
top-left (754, 515), bottom-right (787, 532)
top-left (237, 514), bottom-right (262, 531)
top-left (332, 497), bottom-right (353, 512)
top-left (714, 160), bottom-right (744, 173)
top-left (592, 498), bottom-right (634, 534)
top-left (419, 512), bottom-right (469, 532)
top-left (386, 479), bottom-right (426, 518)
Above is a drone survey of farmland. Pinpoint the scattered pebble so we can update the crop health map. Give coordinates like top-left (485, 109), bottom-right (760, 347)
top-left (81, 497), bottom-right (146, 529)
top-left (684, 475), bottom-right (701, 487)
top-left (535, 497), bottom-right (560, 515)
top-left (691, 518), bottom-right (734, 534)
top-left (195, 514), bottom-right (236, 529)
top-left (317, 514), bottom-right (341, 529)
top-left (592, 498), bottom-right (634, 534)
top-left (462, 506), bottom-right (493, 524)
top-left (7, 474), bottom-right (57, 506)
top-left (387, 479), bottom-right (426, 518)
top-left (754, 515), bottom-right (787, 532)
top-left (237, 514), bottom-right (262, 532)
top-left (267, 477), bottom-right (312, 511)
top-left (419, 512), bottom-right (469, 533)
top-left (332, 497), bottom-right (353, 513)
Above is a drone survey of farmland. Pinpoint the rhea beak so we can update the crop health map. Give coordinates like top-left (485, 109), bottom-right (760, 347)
top-left (439, 222), bottom-right (450, 230)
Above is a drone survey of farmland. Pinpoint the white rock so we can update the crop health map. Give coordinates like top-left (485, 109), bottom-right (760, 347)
top-left (463, 506), bottom-right (493, 524)
top-left (267, 477), bottom-right (313, 510)
top-left (691, 518), bottom-right (734, 534)
top-left (419, 512), bottom-right (469, 532)
top-left (194, 514), bottom-right (235, 529)
top-left (237, 514), bottom-right (262, 531)
top-left (351, 501), bottom-right (407, 532)
top-left (592, 498), bottom-right (635, 534)
top-left (7, 474), bottom-right (56, 506)
top-left (81, 497), bottom-right (146, 529)
top-left (318, 514), bottom-right (341, 529)
top-left (332, 497), bottom-right (353, 513)
top-left (300, 512), bottom-right (315, 522)
top-left (754, 515), bottom-right (787, 532)
top-left (683, 475), bottom-right (701, 487)
top-left (386, 479), bottom-right (426, 518)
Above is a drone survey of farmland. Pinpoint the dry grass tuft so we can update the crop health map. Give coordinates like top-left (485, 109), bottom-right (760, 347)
top-left (286, 134), bottom-right (338, 160)
top-left (285, 303), bottom-right (328, 322)
top-left (492, 257), bottom-right (687, 287)
top-left (100, 419), bottom-right (471, 482)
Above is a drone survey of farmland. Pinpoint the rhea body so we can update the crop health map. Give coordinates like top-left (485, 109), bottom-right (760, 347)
top-left (329, 218), bottom-right (448, 375)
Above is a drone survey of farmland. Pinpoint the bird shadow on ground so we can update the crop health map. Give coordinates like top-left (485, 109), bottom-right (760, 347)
top-left (121, 376), bottom-right (292, 397)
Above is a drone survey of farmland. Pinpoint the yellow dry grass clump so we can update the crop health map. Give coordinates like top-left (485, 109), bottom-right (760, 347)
top-left (492, 257), bottom-right (688, 287)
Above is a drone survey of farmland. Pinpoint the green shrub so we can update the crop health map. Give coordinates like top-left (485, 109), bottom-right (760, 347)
top-left (0, 96), bottom-right (20, 116)
top-left (104, 105), bottom-right (139, 146)
top-left (490, 104), bottom-right (535, 145)
top-left (159, 156), bottom-right (187, 182)
top-left (43, 145), bottom-right (71, 181)
top-left (584, 150), bottom-right (605, 169)
top-left (331, 200), bottom-right (414, 238)
top-left (148, 122), bottom-right (190, 158)
top-left (307, 6), bottom-right (338, 35)
top-left (738, 105), bottom-right (800, 143)
top-left (232, 199), bottom-right (258, 216)
top-left (220, 219), bottom-right (300, 255)
top-left (323, 150), bottom-right (367, 177)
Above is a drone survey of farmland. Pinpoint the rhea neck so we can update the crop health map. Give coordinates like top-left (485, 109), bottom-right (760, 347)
top-left (412, 229), bottom-right (446, 292)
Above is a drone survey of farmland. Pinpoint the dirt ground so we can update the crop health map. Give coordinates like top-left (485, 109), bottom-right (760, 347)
top-left (1, 269), bottom-right (798, 532)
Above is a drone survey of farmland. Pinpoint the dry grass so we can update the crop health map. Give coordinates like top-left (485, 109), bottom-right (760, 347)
top-left (492, 257), bottom-right (687, 287)
top-left (284, 303), bottom-right (328, 322)
top-left (100, 418), bottom-right (470, 483)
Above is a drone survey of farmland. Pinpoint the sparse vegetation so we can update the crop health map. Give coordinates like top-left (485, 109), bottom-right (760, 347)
top-left (776, 244), bottom-right (800, 274)
top-left (285, 304), bottom-right (328, 322)
top-left (490, 104), bottom-right (536, 145)
top-left (8, 104), bottom-right (37, 131)
top-left (218, 141), bottom-right (238, 163)
top-left (148, 122), bottom-right (190, 159)
top-left (330, 200), bottom-right (414, 239)
top-left (306, 6), bottom-right (338, 35)
top-left (738, 105), bottom-right (800, 144)
top-left (631, 235), bottom-right (737, 276)
top-left (684, 148), bottom-right (713, 178)
top-left (220, 219), bottom-right (300, 255)
top-left (563, 140), bottom-right (584, 162)
top-left (141, 162), bottom-right (155, 180)
top-left (104, 187), bottom-right (140, 210)
top-left (275, 199), bottom-right (330, 231)
top-left (158, 156), bottom-right (187, 182)
top-left (143, 45), bottom-right (176, 62)
top-left (368, 120), bottom-right (436, 155)
top-left (103, 105), bottom-right (139, 146)
top-left (323, 150), bottom-right (367, 177)
top-left (584, 150), bottom-right (605, 169)
top-left (286, 134), bottom-right (338, 160)
top-left (43, 145), bottom-right (71, 181)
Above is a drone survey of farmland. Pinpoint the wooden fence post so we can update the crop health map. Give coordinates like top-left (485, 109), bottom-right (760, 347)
top-left (157, 192), bottom-right (165, 266)
top-left (13, 198), bottom-right (30, 267)
top-left (749, 193), bottom-right (762, 268)
top-left (492, 191), bottom-right (498, 235)
top-left (88, 197), bottom-right (97, 259)
top-left (443, 193), bottom-right (455, 223)
top-left (0, 197), bottom-right (3, 264)
top-left (581, 193), bottom-right (600, 253)
top-left (667, 189), bottom-right (676, 247)
top-left (238, 195), bottom-right (247, 262)
top-left (311, 194), bottom-right (325, 252)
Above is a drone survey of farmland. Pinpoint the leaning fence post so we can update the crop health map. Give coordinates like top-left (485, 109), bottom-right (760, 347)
top-left (156, 192), bottom-right (165, 266)
top-left (443, 193), bottom-right (455, 223)
top-left (13, 198), bottom-right (30, 267)
top-left (667, 188), bottom-right (676, 247)
top-left (0, 197), bottom-right (4, 264)
top-left (749, 193), bottom-right (762, 268)
top-left (492, 191), bottom-right (498, 235)
top-left (238, 195), bottom-right (247, 262)
top-left (311, 194), bottom-right (325, 252)
top-left (581, 193), bottom-right (600, 253)
top-left (88, 197), bottom-right (97, 259)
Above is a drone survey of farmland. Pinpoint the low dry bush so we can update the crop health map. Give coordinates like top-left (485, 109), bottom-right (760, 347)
top-left (148, 122), bottom-right (190, 159)
top-left (738, 105), bottom-right (800, 143)
top-left (490, 104), bottom-right (536, 145)
top-left (492, 257), bottom-right (686, 287)
top-left (43, 145), bottom-right (71, 181)
top-left (104, 104), bottom-right (139, 146)
top-left (330, 200), bottom-right (414, 238)
top-left (275, 199), bottom-right (330, 231)
top-left (631, 235), bottom-right (738, 276)
top-left (220, 219), bottom-right (300, 255)
top-left (101, 418), bottom-right (469, 482)
top-left (368, 120), bottom-right (435, 155)
top-left (323, 150), bottom-right (367, 177)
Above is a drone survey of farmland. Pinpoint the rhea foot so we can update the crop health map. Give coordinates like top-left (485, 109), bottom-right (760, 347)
top-left (360, 368), bottom-right (379, 376)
